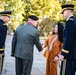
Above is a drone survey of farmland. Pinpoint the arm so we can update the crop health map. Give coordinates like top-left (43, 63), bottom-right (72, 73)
top-left (0, 25), bottom-right (7, 54)
top-left (43, 33), bottom-right (52, 48)
top-left (61, 20), bottom-right (75, 57)
top-left (11, 31), bottom-right (17, 56)
top-left (53, 43), bottom-right (63, 61)
top-left (11, 26), bottom-right (21, 56)
top-left (34, 30), bottom-right (42, 52)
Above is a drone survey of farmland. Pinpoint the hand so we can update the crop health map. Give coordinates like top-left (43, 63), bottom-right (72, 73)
top-left (0, 53), bottom-right (4, 57)
top-left (58, 54), bottom-right (64, 61)
top-left (53, 56), bottom-right (59, 62)
top-left (42, 44), bottom-right (45, 50)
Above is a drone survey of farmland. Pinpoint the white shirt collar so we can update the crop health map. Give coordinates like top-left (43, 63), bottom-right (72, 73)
top-left (66, 15), bottom-right (73, 21)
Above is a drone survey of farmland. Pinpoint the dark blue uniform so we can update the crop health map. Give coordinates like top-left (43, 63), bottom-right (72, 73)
top-left (0, 19), bottom-right (7, 74)
top-left (0, 19), bottom-right (7, 53)
top-left (0, 10), bottom-right (11, 74)
top-left (60, 16), bottom-right (76, 75)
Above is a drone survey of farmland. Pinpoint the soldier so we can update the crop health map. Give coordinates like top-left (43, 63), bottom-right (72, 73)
top-left (11, 15), bottom-right (43, 75)
top-left (0, 11), bottom-right (12, 74)
top-left (58, 4), bottom-right (76, 75)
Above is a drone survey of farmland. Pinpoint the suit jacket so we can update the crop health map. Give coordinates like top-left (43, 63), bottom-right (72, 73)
top-left (11, 24), bottom-right (42, 60)
top-left (61, 16), bottom-right (76, 59)
top-left (43, 34), bottom-right (62, 61)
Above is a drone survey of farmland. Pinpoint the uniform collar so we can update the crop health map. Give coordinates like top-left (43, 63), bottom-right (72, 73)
top-left (66, 15), bottom-right (74, 21)
top-left (0, 19), bottom-right (5, 26)
top-left (27, 22), bottom-right (37, 29)
top-left (27, 22), bottom-right (33, 25)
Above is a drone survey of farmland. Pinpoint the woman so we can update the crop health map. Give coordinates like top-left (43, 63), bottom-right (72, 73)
top-left (43, 22), bottom-right (64, 75)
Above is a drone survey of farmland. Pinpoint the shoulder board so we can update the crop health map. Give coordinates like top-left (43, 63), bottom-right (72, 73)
top-left (68, 18), bottom-right (73, 21)
top-left (3, 23), bottom-right (6, 25)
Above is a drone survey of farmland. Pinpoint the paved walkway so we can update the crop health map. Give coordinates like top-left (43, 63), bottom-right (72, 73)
top-left (2, 35), bottom-right (46, 75)
top-left (2, 35), bottom-right (76, 75)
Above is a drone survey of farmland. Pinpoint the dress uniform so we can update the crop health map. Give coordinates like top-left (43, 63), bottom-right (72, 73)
top-left (60, 4), bottom-right (76, 75)
top-left (0, 11), bottom-right (11, 74)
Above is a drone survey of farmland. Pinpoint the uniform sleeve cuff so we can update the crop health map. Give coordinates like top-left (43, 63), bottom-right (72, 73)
top-left (62, 49), bottom-right (69, 53)
top-left (61, 49), bottom-right (69, 58)
top-left (0, 51), bottom-right (4, 54)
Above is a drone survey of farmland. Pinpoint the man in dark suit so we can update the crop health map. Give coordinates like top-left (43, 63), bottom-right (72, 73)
top-left (58, 4), bottom-right (76, 75)
top-left (0, 11), bottom-right (12, 74)
top-left (11, 15), bottom-right (43, 75)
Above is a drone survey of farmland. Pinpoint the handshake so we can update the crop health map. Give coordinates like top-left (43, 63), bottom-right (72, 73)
top-left (53, 54), bottom-right (64, 62)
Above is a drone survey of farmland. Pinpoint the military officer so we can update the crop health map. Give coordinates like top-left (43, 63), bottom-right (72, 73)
top-left (58, 4), bottom-right (76, 75)
top-left (0, 11), bottom-right (12, 74)
top-left (11, 15), bottom-right (43, 75)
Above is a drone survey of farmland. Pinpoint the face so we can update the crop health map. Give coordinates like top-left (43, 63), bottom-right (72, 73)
top-left (53, 25), bottom-right (58, 34)
top-left (4, 16), bottom-right (10, 23)
top-left (62, 10), bottom-right (69, 20)
top-left (33, 20), bottom-right (38, 27)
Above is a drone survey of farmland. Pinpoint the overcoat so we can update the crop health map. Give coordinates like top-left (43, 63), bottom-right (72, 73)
top-left (61, 16), bottom-right (76, 59)
top-left (11, 24), bottom-right (42, 60)
top-left (0, 19), bottom-right (7, 54)
top-left (43, 34), bottom-right (63, 75)
top-left (0, 19), bottom-right (7, 74)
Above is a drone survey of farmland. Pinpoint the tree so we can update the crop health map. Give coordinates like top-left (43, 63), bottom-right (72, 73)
top-left (0, 0), bottom-right (25, 30)
top-left (0, 0), bottom-right (76, 35)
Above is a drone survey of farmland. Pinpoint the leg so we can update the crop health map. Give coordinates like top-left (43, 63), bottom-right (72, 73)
top-left (15, 57), bottom-right (23, 75)
top-left (65, 59), bottom-right (75, 75)
top-left (60, 59), bottom-right (66, 75)
top-left (60, 61), bottom-right (63, 75)
top-left (73, 60), bottom-right (76, 72)
top-left (0, 57), bottom-right (2, 75)
top-left (60, 59), bottom-right (76, 75)
top-left (22, 59), bottom-right (33, 75)
top-left (0, 55), bottom-right (4, 75)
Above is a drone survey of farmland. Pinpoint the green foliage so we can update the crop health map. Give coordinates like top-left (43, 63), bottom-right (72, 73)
top-left (0, 0), bottom-right (76, 35)
top-left (38, 17), bottom-right (57, 36)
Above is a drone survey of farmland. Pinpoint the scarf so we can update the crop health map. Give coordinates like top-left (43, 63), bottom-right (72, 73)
top-left (50, 35), bottom-right (58, 51)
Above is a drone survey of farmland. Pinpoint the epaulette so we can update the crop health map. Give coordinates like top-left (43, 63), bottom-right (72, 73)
top-left (69, 18), bottom-right (73, 21)
top-left (3, 23), bottom-right (6, 25)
